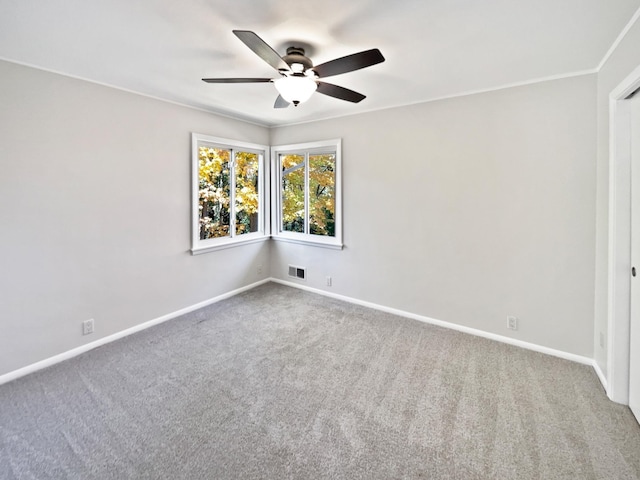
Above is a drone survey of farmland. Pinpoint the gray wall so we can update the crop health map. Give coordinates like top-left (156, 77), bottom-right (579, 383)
top-left (0, 60), bottom-right (271, 376)
top-left (594, 19), bottom-right (640, 377)
top-left (270, 75), bottom-right (597, 357)
top-left (0, 59), bottom-right (599, 377)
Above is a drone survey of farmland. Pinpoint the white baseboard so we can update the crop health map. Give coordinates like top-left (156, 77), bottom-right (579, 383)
top-left (0, 279), bottom-right (271, 386)
top-left (270, 278), bottom-right (594, 367)
top-left (592, 360), bottom-right (608, 391)
top-left (1, 277), bottom-right (600, 387)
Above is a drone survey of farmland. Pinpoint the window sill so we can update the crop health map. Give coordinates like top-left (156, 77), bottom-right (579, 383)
top-left (271, 235), bottom-right (343, 250)
top-left (191, 235), bottom-right (270, 255)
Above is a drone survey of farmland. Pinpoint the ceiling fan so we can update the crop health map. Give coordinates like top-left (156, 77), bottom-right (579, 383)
top-left (202, 30), bottom-right (385, 108)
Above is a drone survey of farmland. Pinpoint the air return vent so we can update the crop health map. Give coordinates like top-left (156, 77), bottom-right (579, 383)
top-left (288, 265), bottom-right (306, 280)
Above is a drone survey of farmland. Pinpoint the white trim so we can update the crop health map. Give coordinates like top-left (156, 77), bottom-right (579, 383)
top-left (191, 133), bottom-right (269, 254)
top-left (270, 279), bottom-right (593, 366)
top-left (1, 278), bottom-right (598, 387)
top-left (593, 360), bottom-right (609, 392)
top-left (271, 139), bottom-right (343, 247)
top-left (192, 134), bottom-right (271, 154)
top-left (271, 236), bottom-right (343, 250)
top-left (607, 63), bottom-right (640, 404)
top-left (597, 6), bottom-right (640, 72)
top-left (0, 279), bottom-right (271, 386)
top-left (270, 70), bottom-right (597, 128)
top-left (0, 57), bottom-right (270, 128)
top-left (0, 57), bottom-right (598, 130)
top-left (191, 235), bottom-right (270, 255)
top-left (607, 97), bottom-right (632, 403)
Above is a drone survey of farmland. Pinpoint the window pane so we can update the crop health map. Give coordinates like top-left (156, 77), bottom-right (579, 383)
top-left (309, 154), bottom-right (336, 237)
top-left (235, 152), bottom-right (259, 235)
top-left (281, 154), bottom-right (305, 233)
top-left (198, 146), bottom-right (230, 239)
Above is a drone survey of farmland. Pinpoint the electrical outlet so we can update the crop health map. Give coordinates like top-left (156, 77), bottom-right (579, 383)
top-left (82, 319), bottom-right (94, 336)
top-left (600, 332), bottom-right (605, 348)
top-left (507, 316), bottom-right (518, 331)
top-left (257, 264), bottom-right (263, 275)
top-left (326, 276), bottom-right (332, 287)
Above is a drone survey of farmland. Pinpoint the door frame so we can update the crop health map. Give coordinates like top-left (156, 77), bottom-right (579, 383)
top-left (608, 63), bottom-right (640, 404)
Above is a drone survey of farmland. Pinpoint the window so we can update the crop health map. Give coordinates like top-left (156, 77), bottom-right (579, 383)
top-left (272, 139), bottom-right (342, 249)
top-left (191, 134), bottom-right (268, 254)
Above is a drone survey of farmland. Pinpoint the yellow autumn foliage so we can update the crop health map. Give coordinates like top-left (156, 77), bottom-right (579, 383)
top-left (199, 146), bottom-right (335, 239)
top-left (281, 153), bottom-right (335, 236)
top-left (198, 147), bottom-right (259, 239)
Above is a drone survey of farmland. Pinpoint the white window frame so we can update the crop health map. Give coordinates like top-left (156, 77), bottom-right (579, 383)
top-left (191, 133), bottom-right (269, 255)
top-left (271, 139), bottom-right (343, 250)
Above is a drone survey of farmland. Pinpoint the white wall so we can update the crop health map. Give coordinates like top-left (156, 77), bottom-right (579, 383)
top-left (594, 17), bottom-right (640, 378)
top-left (0, 60), bottom-right (270, 376)
top-left (270, 75), bottom-right (597, 357)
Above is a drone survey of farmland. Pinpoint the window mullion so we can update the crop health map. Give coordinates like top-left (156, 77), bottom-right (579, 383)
top-left (230, 150), bottom-right (236, 238)
top-left (279, 154), bottom-right (284, 234)
top-left (304, 153), bottom-right (310, 235)
top-left (258, 153), bottom-right (264, 234)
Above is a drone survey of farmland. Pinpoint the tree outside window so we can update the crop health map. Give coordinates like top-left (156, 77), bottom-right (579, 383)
top-left (192, 134), bottom-right (267, 254)
top-left (274, 139), bottom-right (342, 249)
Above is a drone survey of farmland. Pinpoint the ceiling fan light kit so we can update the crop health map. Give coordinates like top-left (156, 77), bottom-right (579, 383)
top-left (274, 75), bottom-right (318, 106)
top-left (202, 30), bottom-right (385, 109)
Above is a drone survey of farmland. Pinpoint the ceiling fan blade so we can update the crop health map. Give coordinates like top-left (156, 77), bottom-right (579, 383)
top-left (274, 95), bottom-right (290, 109)
top-left (312, 49), bottom-right (385, 78)
top-left (233, 30), bottom-right (290, 72)
top-left (316, 82), bottom-right (366, 103)
top-left (202, 78), bottom-right (273, 83)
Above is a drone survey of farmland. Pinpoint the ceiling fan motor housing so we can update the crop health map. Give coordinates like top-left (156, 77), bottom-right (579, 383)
top-left (282, 47), bottom-right (313, 73)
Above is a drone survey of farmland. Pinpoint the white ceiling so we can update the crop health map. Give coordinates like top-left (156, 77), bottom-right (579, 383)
top-left (1, 0), bottom-right (639, 127)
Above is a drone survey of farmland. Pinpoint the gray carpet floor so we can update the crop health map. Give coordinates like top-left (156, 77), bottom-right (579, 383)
top-left (1, 282), bottom-right (639, 479)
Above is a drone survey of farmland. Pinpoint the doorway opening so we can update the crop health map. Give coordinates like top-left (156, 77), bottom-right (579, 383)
top-left (607, 63), bottom-right (640, 404)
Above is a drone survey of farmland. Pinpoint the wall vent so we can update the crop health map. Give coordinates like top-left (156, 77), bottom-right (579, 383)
top-left (288, 265), bottom-right (306, 280)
